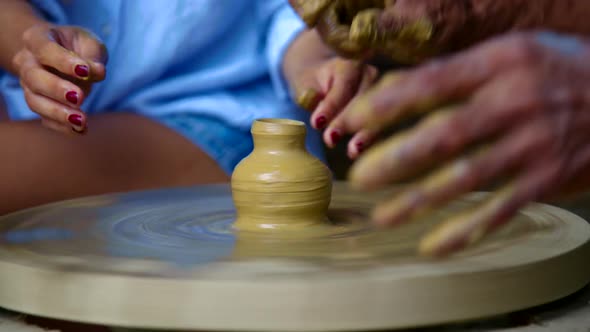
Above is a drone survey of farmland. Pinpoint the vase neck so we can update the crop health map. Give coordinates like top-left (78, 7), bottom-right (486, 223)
top-left (250, 118), bottom-right (307, 152)
top-left (253, 135), bottom-right (306, 151)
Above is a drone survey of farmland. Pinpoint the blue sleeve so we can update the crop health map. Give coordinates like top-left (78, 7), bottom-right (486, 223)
top-left (27, 0), bottom-right (66, 23)
top-left (258, 1), bottom-right (306, 103)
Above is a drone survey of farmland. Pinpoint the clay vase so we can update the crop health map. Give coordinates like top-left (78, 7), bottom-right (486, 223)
top-left (231, 119), bottom-right (332, 232)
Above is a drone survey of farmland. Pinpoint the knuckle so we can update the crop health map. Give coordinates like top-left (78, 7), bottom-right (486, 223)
top-left (36, 43), bottom-right (55, 63)
top-left (509, 38), bottom-right (540, 64)
top-left (49, 105), bottom-right (64, 120)
top-left (21, 67), bottom-right (35, 86)
top-left (321, 98), bottom-right (340, 116)
top-left (517, 79), bottom-right (545, 111)
top-left (21, 27), bottom-right (34, 43)
top-left (22, 86), bottom-right (33, 101)
top-left (11, 52), bottom-right (22, 69)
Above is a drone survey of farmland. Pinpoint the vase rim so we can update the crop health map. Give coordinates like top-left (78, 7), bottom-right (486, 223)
top-left (252, 118), bottom-right (306, 135)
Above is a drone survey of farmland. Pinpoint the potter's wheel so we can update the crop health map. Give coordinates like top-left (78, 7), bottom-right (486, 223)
top-left (0, 182), bottom-right (588, 331)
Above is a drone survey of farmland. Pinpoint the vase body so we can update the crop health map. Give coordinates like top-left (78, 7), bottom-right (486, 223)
top-left (231, 119), bottom-right (332, 232)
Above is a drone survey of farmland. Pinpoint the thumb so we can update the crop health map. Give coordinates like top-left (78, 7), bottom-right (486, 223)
top-left (291, 64), bottom-right (334, 112)
top-left (294, 77), bottom-right (324, 112)
top-left (73, 29), bottom-right (108, 81)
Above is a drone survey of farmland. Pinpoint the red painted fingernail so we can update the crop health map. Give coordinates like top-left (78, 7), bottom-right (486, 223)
top-left (65, 91), bottom-right (78, 104)
top-left (74, 65), bottom-right (89, 78)
top-left (330, 131), bottom-right (341, 145)
top-left (356, 141), bottom-right (365, 152)
top-left (315, 116), bottom-right (327, 129)
top-left (68, 114), bottom-right (83, 126)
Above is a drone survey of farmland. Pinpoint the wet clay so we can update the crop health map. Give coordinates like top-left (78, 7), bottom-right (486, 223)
top-left (292, 0), bottom-right (590, 64)
top-left (231, 119), bottom-right (332, 232)
top-left (0, 184), bottom-right (588, 331)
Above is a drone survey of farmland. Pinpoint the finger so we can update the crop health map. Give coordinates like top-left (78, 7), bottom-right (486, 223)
top-left (348, 69), bottom-right (543, 190)
top-left (297, 88), bottom-right (324, 114)
top-left (74, 29), bottom-right (108, 81)
top-left (292, 64), bottom-right (331, 115)
top-left (418, 160), bottom-right (561, 257)
top-left (314, 61), bottom-right (364, 122)
top-left (348, 106), bottom-right (466, 189)
top-left (372, 119), bottom-right (552, 226)
top-left (23, 26), bottom-right (91, 80)
top-left (289, 0), bottom-right (332, 27)
top-left (347, 128), bottom-right (379, 159)
top-left (20, 65), bottom-right (84, 108)
top-left (41, 117), bottom-right (79, 136)
top-left (350, 7), bottom-right (433, 47)
top-left (345, 67), bottom-right (380, 157)
top-left (23, 87), bottom-right (86, 132)
top-left (340, 35), bottom-right (538, 134)
top-left (323, 65), bottom-right (378, 148)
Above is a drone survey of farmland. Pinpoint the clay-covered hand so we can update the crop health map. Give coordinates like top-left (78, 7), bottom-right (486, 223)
top-left (289, 0), bottom-right (386, 59)
top-left (292, 57), bottom-right (378, 142)
top-left (292, 0), bottom-right (590, 64)
top-left (12, 24), bottom-right (107, 134)
top-left (350, 0), bottom-right (556, 63)
top-left (337, 31), bottom-right (590, 256)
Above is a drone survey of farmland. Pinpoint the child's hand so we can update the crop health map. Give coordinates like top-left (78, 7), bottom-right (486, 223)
top-left (12, 24), bottom-right (107, 134)
top-left (292, 57), bottom-right (378, 158)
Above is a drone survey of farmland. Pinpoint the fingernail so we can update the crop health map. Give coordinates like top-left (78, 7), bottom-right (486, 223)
top-left (74, 65), bottom-right (89, 78)
top-left (68, 114), bottom-right (83, 127)
top-left (65, 91), bottom-right (78, 104)
top-left (315, 116), bottom-right (327, 129)
top-left (330, 130), bottom-right (341, 145)
top-left (356, 141), bottom-right (365, 153)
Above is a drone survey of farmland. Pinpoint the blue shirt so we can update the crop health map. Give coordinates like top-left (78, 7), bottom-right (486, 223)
top-left (0, 0), bottom-right (316, 136)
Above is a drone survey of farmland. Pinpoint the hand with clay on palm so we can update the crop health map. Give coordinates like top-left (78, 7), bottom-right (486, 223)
top-left (12, 24), bottom-right (107, 134)
top-left (334, 31), bottom-right (590, 257)
top-left (290, 0), bottom-right (590, 64)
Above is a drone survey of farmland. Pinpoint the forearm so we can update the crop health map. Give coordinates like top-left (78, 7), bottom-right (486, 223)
top-left (282, 29), bottom-right (334, 86)
top-left (0, 0), bottom-right (48, 75)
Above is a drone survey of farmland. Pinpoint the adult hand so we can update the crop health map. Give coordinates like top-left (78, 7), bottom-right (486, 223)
top-left (336, 31), bottom-right (590, 256)
top-left (12, 24), bottom-right (107, 134)
top-left (289, 0), bottom-right (386, 59)
top-left (290, 0), bottom-right (590, 65)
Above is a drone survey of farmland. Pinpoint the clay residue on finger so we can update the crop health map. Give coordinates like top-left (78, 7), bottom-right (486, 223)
top-left (350, 9), bottom-right (433, 47)
top-left (296, 88), bottom-right (322, 111)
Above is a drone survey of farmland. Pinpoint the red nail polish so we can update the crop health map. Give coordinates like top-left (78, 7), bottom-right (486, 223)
top-left (68, 114), bottom-right (83, 127)
top-left (356, 141), bottom-right (364, 152)
top-left (65, 91), bottom-right (78, 104)
top-left (315, 116), bottom-right (327, 129)
top-left (74, 65), bottom-right (89, 78)
top-left (330, 131), bottom-right (341, 145)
